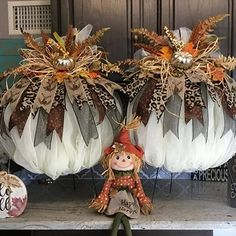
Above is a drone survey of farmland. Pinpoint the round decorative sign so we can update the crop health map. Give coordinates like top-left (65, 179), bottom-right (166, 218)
top-left (0, 171), bottom-right (27, 218)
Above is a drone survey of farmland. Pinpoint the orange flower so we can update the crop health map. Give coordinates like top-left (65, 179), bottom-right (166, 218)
top-left (79, 70), bottom-right (99, 79)
top-left (158, 46), bottom-right (173, 60)
top-left (209, 66), bottom-right (225, 82)
top-left (53, 71), bottom-right (68, 83)
top-left (182, 42), bottom-right (198, 57)
top-left (88, 72), bottom-right (98, 79)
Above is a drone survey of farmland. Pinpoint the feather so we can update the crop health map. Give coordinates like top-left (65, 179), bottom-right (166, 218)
top-left (40, 30), bottom-right (50, 46)
top-left (189, 14), bottom-right (229, 47)
top-left (21, 29), bottom-right (43, 52)
top-left (131, 28), bottom-right (167, 48)
top-left (83, 28), bottom-right (110, 46)
top-left (65, 25), bottom-right (75, 54)
top-left (134, 43), bottom-right (161, 55)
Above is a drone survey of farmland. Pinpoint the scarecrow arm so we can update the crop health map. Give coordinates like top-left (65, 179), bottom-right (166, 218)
top-left (90, 179), bottom-right (112, 213)
top-left (135, 178), bottom-right (153, 215)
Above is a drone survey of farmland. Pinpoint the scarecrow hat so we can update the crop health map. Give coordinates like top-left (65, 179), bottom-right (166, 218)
top-left (104, 117), bottom-right (144, 158)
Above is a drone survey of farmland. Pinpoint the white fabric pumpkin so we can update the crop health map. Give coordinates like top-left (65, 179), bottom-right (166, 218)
top-left (126, 24), bottom-right (236, 172)
top-left (0, 25), bottom-right (123, 180)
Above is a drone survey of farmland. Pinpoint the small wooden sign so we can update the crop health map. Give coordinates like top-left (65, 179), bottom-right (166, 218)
top-left (0, 171), bottom-right (27, 218)
top-left (227, 154), bottom-right (236, 208)
top-left (191, 164), bottom-right (228, 182)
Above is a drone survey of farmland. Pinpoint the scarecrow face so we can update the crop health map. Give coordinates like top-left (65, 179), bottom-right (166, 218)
top-left (111, 151), bottom-right (134, 171)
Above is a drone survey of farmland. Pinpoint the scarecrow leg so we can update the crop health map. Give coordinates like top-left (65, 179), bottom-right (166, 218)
top-left (121, 215), bottom-right (132, 236)
top-left (111, 212), bottom-right (123, 236)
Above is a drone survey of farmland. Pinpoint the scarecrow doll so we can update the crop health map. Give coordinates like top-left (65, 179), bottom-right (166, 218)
top-left (90, 118), bottom-right (152, 236)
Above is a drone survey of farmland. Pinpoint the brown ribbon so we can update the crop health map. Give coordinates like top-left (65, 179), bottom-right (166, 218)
top-left (32, 77), bottom-right (57, 113)
top-left (192, 84), bottom-right (208, 141)
top-left (1, 78), bottom-right (30, 111)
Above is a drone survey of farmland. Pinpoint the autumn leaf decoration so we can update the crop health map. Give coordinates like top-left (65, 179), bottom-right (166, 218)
top-left (131, 28), bottom-right (169, 57)
top-left (0, 171), bottom-right (21, 190)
